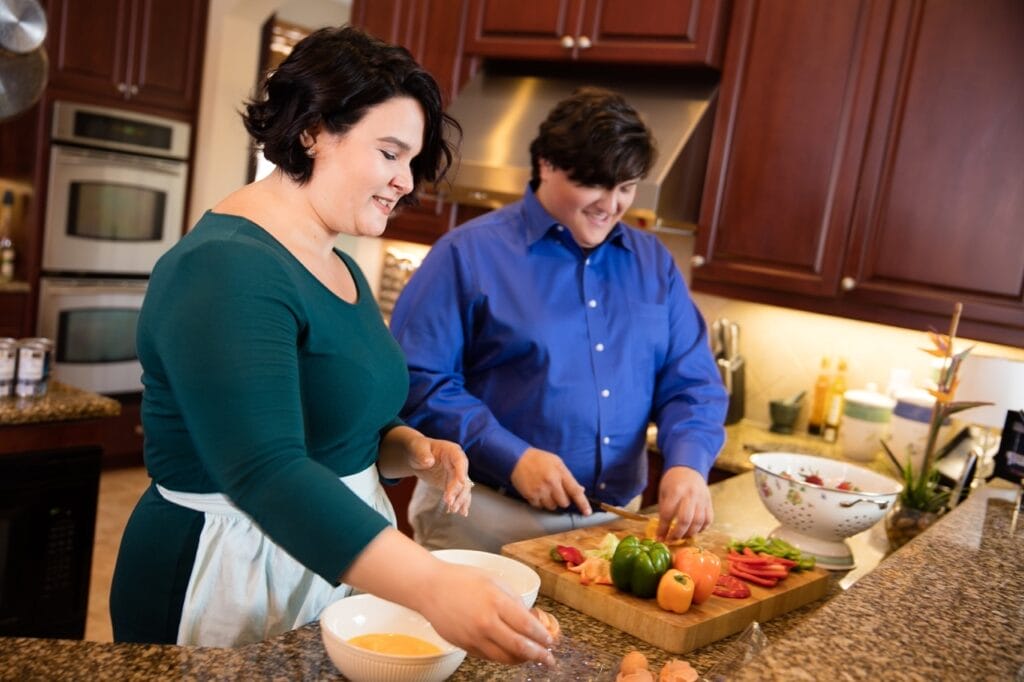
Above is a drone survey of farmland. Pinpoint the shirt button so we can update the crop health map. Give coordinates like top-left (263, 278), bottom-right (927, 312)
top-left (601, 389), bottom-right (610, 398)
top-left (603, 436), bottom-right (611, 445)
top-left (588, 299), bottom-right (597, 308)
top-left (598, 482), bottom-right (607, 491)
top-left (595, 343), bottom-right (605, 352)
top-left (557, 225), bottom-right (565, 232)
top-left (585, 257), bottom-right (591, 266)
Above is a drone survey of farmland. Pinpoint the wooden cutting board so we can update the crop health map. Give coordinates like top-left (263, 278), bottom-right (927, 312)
top-left (502, 518), bottom-right (829, 654)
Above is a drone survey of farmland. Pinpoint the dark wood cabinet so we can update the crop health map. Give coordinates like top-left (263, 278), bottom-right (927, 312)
top-left (464, 0), bottom-right (729, 67)
top-left (693, 0), bottom-right (1024, 346)
top-left (47, 0), bottom-right (207, 116)
top-left (350, 0), bottom-right (471, 245)
top-left (0, 292), bottom-right (29, 337)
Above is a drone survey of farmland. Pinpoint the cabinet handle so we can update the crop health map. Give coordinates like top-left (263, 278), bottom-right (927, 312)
top-left (841, 276), bottom-right (857, 291)
top-left (690, 255), bottom-right (706, 268)
top-left (116, 82), bottom-right (128, 93)
top-left (577, 35), bottom-right (592, 50)
top-left (134, 424), bottom-right (144, 436)
top-left (560, 35), bottom-right (575, 49)
top-left (129, 84), bottom-right (139, 96)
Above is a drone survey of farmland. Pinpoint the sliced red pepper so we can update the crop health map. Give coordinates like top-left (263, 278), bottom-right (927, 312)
top-left (728, 562), bottom-right (779, 587)
top-left (759, 553), bottom-right (798, 568)
top-left (737, 564), bottom-right (789, 579)
top-left (553, 545), bottom-right (585, 566)
top-left (712, 574), bottom-right (751, 599)
top-left (727, 551), bottom-right (773, 565)
top-left (742, 547), bottom-right (758, 557)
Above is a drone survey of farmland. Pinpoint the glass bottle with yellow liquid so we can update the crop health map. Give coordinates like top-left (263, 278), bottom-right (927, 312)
top-left (822, 358), bottom-right (848, 443)
top-left (807, 356), bottom-right (832, 435)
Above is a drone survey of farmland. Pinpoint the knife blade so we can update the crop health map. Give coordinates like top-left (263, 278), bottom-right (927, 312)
top-left (586, 496), bottom-right (650, 522)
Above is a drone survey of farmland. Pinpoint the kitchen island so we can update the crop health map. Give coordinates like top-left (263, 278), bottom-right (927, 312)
top-left (1, 473), bottom-right (1020, 680)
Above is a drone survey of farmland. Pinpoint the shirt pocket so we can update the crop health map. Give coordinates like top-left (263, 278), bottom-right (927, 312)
top-left (626, 301), bottom-right (670, 390)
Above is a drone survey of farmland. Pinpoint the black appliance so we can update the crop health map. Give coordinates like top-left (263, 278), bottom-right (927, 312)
top-left (0, 446), bottom-right (101, 639)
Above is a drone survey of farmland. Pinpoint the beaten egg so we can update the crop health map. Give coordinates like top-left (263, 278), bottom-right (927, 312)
top-left (348, 633), bottom-right (442, 656)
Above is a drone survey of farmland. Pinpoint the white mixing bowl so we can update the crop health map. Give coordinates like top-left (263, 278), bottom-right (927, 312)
top-left (320, 593), bottom-right (466, 682)
top-left (432, 549), bottom-right (540, 607)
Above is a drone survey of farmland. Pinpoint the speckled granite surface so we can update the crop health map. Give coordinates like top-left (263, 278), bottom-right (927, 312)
top-left (5, 470), bottom-right (1018, 680)
top-left (0, 381), bottom-right (120, 425)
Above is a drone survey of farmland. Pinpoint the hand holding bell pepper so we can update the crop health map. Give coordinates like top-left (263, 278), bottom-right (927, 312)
top-left (610, 535), bottom-right (672, 599)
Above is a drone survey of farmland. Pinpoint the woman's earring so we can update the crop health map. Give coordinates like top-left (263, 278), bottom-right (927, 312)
top-left (305, 147), bottom-right (316, 158)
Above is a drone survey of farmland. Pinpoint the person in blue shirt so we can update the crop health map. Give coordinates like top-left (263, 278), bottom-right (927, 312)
top-left (390, 87), bottom-right (728, 552)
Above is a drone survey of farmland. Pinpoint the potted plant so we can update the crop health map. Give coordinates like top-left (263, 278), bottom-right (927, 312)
top-left (882, 303), bottom-right (990, 549)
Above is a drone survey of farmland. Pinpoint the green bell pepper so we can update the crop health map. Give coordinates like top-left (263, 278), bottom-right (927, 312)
top-left (610, 535), bottom-right (672, 599)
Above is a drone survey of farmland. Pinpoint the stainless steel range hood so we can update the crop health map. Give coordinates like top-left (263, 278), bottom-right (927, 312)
top-left (442, 70), bottom-right (719, 232)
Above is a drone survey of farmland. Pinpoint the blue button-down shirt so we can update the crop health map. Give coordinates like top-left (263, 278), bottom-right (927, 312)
top-left (390, 186), bottom-right (727, 507)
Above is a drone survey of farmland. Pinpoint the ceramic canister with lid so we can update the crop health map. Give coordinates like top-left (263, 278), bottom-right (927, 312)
top-left (840, 388), bottom-right (896, 461)
top-left (891, 388), bottom-right (950, 474)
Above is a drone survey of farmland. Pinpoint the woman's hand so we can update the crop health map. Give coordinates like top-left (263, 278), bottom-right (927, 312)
top-left (379, 426), bottom-right (472, 516)
top-left (406, 434), bottom-right (473, 516)
top-left (416, 561), bottom-right (556, 666)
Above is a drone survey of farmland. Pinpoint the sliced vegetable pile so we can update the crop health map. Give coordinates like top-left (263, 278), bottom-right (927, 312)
top-left (726, 548), bottom-right (795, 587)
top-left (728, 536), bottom-right (816, 572)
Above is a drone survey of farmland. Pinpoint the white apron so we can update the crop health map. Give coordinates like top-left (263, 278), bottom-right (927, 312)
top-left (157, 464), bottom-right (396, 647)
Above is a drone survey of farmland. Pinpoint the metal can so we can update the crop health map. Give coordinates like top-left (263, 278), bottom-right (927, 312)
top-left (14, 338), bottom-right (51, 398)
top-left (0, 337), bottom-right (16, 397)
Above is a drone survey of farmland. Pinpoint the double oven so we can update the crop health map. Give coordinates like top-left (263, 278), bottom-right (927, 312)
top-left (38, 102), bottom-right (191, 395)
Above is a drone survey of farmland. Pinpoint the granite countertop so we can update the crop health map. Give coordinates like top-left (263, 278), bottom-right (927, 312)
top-left (0, 381), bottom-right (121, 426)
top-left (3, 471), bottom-right (1021, 680)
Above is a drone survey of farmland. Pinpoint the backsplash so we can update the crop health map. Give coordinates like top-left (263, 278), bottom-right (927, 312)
top-left (656, 231), bottom-right (1024, 432)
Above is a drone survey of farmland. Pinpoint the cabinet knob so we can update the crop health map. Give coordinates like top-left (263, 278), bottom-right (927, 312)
top-left (560, 35), bottom-right (575, 49)
top-left (690, 255), bottom-right (706, 268)
top-left (134, 424), bottom-right (144, 436)
top-left (116, 82), bottom-right (127, 93)
top-left (841, 276), bottom-right (857, 291)
top-left (577, 35), bottom-right (592, 50)
top-left (129, 84), bottom-right (139, 96)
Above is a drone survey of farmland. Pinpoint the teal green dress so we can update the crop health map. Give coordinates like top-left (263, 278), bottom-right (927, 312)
top-left (110, 212), bottom-right (407, 644)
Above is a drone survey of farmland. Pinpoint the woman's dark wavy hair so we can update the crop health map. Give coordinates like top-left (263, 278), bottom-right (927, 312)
top-left (243, 25), bottom-right (460, 207)
top-left (529, 87), bottom-right (655, 189)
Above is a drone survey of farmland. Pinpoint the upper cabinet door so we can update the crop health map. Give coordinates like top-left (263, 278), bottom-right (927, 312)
top-left (463, 0), bottom-right (727, 66)
top-left (46, 0), bottom-right (207, 116)
top-left (48, 0), bottom-right (134, 100)
top-left (843, 0), bottom-right (1024, 336)
top-left (576, 0), bottom-right (728, 66)
top-left (128, 0), bottom-right (208, 112)
top-left (695, 0), bottom-right (889, 297)
top-left (464, 0), bottom-right (584, 61)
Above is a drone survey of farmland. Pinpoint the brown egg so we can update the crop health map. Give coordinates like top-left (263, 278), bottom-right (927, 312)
top-left (619, 649), bottom-right (650, 675)
top-left (529, 607), bottom-right (561, 644)
top-left (659, 658), bottom-right (699, 682)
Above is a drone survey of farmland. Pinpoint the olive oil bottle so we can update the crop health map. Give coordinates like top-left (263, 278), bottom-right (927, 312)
top-left (807, 356), bottom-right (831, 435)
top-left (822, 358), bottom-right (848, 443)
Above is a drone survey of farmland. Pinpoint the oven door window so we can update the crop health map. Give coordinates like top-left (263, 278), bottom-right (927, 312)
top-left (67, 182), bottom-right (166, 242)
top-left (57, 308), bottom-right (139, 364)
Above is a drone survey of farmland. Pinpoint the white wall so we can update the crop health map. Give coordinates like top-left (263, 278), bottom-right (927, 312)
top-left (188, 0), bottom-right (351, 228)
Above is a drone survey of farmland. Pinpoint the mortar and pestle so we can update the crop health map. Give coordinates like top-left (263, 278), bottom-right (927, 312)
top-left (769, 391), bottom-right (805, 434)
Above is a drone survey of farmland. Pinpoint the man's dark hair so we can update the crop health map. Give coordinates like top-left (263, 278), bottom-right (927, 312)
top-left (243, 25), bottom-right (460, 207)
top-left (529, 86), bottom-right (655, 189)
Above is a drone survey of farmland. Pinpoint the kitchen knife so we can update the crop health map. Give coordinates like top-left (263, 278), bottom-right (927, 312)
top-left (586, 496), bottom-right (650, 522)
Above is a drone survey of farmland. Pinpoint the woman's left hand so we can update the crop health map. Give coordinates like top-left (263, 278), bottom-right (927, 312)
top-left (406, 435), bottom-right (473, 516)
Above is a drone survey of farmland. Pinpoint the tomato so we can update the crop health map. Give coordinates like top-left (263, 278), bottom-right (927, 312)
top-left (671, 546), bottom-right (721, 604)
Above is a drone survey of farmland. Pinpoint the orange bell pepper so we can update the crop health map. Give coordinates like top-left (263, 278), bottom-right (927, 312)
top-left (656, 569), bottom-right (695, 614)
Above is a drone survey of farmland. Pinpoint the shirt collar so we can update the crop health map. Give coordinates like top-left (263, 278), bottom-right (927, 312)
top-left (521, 184), bottom-right (632, 252)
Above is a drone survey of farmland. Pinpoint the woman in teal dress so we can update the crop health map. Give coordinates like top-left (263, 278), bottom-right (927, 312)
top-left (109, 26), bottom-right (555, 666)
